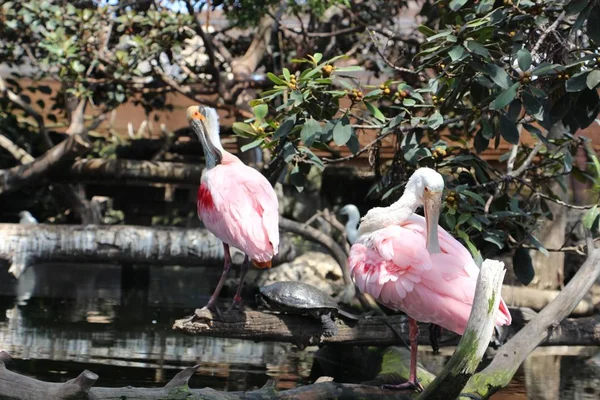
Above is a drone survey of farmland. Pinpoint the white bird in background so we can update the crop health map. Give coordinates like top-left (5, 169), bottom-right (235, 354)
top-left (18, 211), bottom-right (38, 225)
top-left (339, 204), bottom-right (360, 245)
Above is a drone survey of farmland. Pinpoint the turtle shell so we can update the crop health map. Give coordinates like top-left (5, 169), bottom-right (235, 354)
top-left (259, 281), bottom-right (338, 312)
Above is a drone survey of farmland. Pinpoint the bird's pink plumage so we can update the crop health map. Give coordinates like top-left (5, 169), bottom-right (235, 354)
top-left (349, 214), bottom-right (512, 335)
top-left (197, 156), bottom-right (279, 264)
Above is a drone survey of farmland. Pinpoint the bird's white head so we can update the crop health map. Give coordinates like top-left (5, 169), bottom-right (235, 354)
top-left (340, 204), bottom-right (360, 218)
top-left (404, 167), bottom-right (445, 253)
top-left (187, 105), bottom-right (224, 169)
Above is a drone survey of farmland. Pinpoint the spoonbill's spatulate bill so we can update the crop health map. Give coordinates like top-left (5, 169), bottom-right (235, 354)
top-left (187, 105), bottom-right (280, 313)
top-left (348, 167), bottom-right (512, 390)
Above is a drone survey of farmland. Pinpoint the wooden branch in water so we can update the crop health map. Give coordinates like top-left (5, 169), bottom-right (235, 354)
top-left (418, 260), bottom-right (506, 399)
top-left (172, 306), bottom-right (600, 349)
top-left (463, 248), bottom-right (600, 399)
top-left (0, 224), bottom-right (296, 278)
top-left (0, 135), bottom-right (90, 195)
top-left (0, 350), bottom-right (413, 400)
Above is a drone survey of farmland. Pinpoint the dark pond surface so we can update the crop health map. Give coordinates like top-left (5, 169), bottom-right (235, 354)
top-left (1, 262), bottom-right (599, 398)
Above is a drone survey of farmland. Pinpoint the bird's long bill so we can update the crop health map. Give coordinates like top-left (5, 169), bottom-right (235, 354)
top-left (190, 118), bottom-right (222, 168)
top-left (424, 190), bottom-right (442, 254)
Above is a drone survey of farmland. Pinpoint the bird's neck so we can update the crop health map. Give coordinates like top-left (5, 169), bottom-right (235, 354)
top-left (358, 191), bottom-right (420, 235)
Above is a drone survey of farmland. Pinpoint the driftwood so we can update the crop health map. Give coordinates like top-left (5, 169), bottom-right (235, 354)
top-left (0, 350), bottom-right (414, 400)
top-left (462, 246), bottom-right (600, 398)
top-left (418, 260), bottom-right (506, 399)
top-left (172, 306), bottom-right (600, 348)
top-left (0, 223), bottom-right (296, 278)
top-left (0, 135), bottom-right (90, 195)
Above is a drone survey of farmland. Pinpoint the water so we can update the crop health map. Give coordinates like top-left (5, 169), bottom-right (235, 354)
top-left (1, 263), bottom-right (599, 398)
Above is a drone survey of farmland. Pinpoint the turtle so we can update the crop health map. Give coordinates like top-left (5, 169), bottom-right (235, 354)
top-left (257, 281), bottom-right (358, 337)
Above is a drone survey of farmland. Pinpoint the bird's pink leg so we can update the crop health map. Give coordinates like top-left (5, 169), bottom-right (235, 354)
top-left (203, 242), bottom-right (233, 313)
top-left (227, 255), bottom-right (249, 312)
top-left (383, 317), bottom-right (424, 392)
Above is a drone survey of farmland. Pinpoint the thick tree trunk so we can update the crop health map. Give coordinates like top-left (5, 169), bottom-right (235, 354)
top-left (0, 224), bottom-right (296, 278)
top-left (0, 135), bottom-right (90, 194)
top-left (65, 158), bottom-right (202, 185)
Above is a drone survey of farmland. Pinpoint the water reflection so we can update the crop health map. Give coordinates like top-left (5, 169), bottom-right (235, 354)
top-left (0, 263), bottom-right (599, 397)
top-left (0, 263), bottom-right (314, 389)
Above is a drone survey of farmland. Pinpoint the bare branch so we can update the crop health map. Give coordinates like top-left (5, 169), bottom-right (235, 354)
top-left (0, 76), bottom-right (53, 148)
top-left (0, 133), bottom-right (35, 164)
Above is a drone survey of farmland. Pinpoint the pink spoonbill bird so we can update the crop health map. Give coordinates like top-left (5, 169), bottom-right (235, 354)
top-left (187, 105), bottom-right (280, 313)
top-left (348, 167), bottom-right (511, 390)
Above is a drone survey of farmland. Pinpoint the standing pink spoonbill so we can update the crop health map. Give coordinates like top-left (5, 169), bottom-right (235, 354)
top-left (187, 105), bottom-right (279, 313)
top-left (348, 167), bottom-right (511, 390)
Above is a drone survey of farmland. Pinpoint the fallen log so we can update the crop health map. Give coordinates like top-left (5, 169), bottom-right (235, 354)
top-left (0, 135), bottom-right (90, 195)
top-left (0, 350), bottom-right (414, 400)
top-left (502, 284), bottom-right (598, 316)
top-left (172, 307), bottom-right (600, 348)
top-left (0, 224), bottom-right (296, 278)
top-left (64, 158), bottom-right (202, 185)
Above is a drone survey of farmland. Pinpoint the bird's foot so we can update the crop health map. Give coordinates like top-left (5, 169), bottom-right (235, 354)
top-left (382, 379), bottom-right (424, 392)
top-left (195, 301), bottom-right (223, 320)
top-left (226, 295), bottom-right (244, 314)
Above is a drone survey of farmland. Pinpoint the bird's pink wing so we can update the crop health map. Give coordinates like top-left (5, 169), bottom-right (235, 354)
top-left (199, 164), bottom-right (279, 261)
top-left (349, 224), bottom-right (432, 304)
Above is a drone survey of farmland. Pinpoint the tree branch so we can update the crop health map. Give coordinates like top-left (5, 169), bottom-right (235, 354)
top-left (0, 132), bottom-right (35, 164)
top-left (463, 247), bottom-right (600, 398)
top-left (0, 76), bottom-right (53, 148)
top-left (418, 260), bottom-right (506, 400)
top-left (0, 135), bottom-right (90, 195)
top-left (0, 223), bottom-right (296, 278)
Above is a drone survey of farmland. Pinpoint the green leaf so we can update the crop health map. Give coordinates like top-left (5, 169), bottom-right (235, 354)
top-left (448, 45), bottom-right (467, 61)
top-left (513, 248), bottom-right (535, 285)
top-left (489, 82), bottom-right (519, 110)
top-left (531, 63), bottom-right (560, 76)
top-left (282, 68), bottom-right (291, 81)
top-left (333, 116), bottom-right (353, 146)
top-left (274, 115), bottom-right (297, 139)
top-left (516, 49), bottom-right (532, 71)
top-left (267, 72), bottom-right (285, 85)
top-left (583, 205), bottom-right (600, 233)
top-left (574, 88), bottom-right (600, 129)
top-left (334, 66), bottom-right (363, 73)
top-left (587, 5), bottom-right (600, 44)
top-left (522, 91), bottom-right (544, 121)
top-left (474, 128), bottom-right (489, 153)
top-left (403, 98), bottom-right (417, 107)
top-left (566, 0), bottom-right (590, 15)
top-left (312, 53), bottom-right (323, 64)
top-left (290, 90), bottom-right (304, 107)
top-left (365, 102), bottom-right (386, 122)
top-left (300, 119), bottom-right (322, 147)
top-left (476, 0), bottom-right (495, 14)
top-left (465, 40), bottom-right (490, 59)
top-left (566, 70), bottom-right (590, 92)
top-left (449, 0), bottom-right (469, 11)
top-left (586, 70), bottom-right (600, 89)
top-left (418, 25), bottom-right (437, 37)
top-left (528, 235), bottom-right (549, 257)
top-left (462, 190), bottom-right (486, 206)
top-left (499, 114), bottom-right (520, 144)
top-left (253, 104), bottom-right (268, 121)
top-left (456, 230), bottom-right (483, 265)
top-left (427, 111), bottom-right (444, 130)
top-left (485, 64), bottom-right (511, 89)
top-left (232, 122), bottom-right (256, 137)
top-left (241, 138), bottom-right (264, 152)
top-left (524, 123), bottom-right (550, 146)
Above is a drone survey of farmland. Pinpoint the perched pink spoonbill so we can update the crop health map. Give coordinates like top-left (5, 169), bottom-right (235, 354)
top-left (187, 105), bottom-right (279, 313)
top-left (348, 167), bottom-right (511, 390)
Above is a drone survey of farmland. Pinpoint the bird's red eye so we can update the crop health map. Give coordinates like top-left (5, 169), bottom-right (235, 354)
top-left (424, 186), bottom-right (430, 192)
